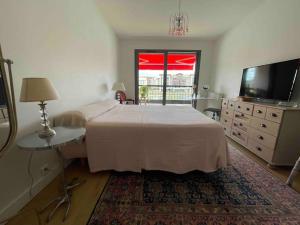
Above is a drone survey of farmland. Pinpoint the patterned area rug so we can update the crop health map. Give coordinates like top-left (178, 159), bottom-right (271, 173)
top-left (88, 145), bottom-right (300, 225)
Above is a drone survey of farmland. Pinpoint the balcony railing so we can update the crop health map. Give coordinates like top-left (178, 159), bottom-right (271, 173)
top-left (138, 85), bottom-right (193, 104)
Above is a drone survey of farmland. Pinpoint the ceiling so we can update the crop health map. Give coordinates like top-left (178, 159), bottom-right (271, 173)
top-left (96, 0), bottom-right (265, 39)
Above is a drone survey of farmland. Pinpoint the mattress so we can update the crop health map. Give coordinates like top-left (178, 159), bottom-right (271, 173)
top-left (86, 104), bottom-right (229, 173)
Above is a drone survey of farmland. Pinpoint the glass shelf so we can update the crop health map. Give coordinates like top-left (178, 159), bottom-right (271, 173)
top-left (17, 126), bottom-right (86, 150)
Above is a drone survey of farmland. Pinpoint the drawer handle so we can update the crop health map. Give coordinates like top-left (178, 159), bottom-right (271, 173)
top-left (260, 123), bottom-right (266, 128)
top-left (256, 147), bottom-right (262, 151)
top-left (239, 123), bottom-right (243, 126)
top-left (256, 110), bottom-right (262, 114)
top-left (225, 119), bottom-right (227, 122)
top-left (237, 132), bottom-right (241, 136)
top-left (224, 127), bottom-right (226, 130)
top-left (238, 106), bottom-right (241, 109)
top-left (232, 132), bottom-right (236, 136)
top-left (233, 123), bottom-right (237, 126)
top-left (230, 104), bottom-right (233, 107)
top-left (271, 113), bottom-right (277, 117)
top-left (246, 108), bottom-right (250, 111)
top-left (226, 112), bottom-right (229, 114)
top-left (258, 135), bottom-right (264, 140)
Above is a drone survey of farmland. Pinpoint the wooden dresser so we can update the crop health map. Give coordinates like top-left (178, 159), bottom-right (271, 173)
top-left (221, 98), bottom-right (300, 166)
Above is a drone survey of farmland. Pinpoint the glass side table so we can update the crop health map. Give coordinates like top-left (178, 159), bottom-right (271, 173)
top-left (17, 126), bottom-right (86, 222)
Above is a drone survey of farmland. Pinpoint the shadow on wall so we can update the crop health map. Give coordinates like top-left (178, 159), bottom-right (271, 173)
top-left (219, 86), bottom-right (227, 97)
top-left (99, 83), bottom-right (109, 97)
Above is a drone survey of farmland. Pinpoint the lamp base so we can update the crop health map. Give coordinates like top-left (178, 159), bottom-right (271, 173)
top-left (38, 101), bottom-right (56, 138)
top-left (39, 126), bottom-right (56, 138)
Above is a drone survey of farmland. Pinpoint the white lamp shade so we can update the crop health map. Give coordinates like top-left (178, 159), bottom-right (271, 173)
top-left (20, 78), bottom-right (59, 102)
top-left (112, 82), bottom-right (126, 91)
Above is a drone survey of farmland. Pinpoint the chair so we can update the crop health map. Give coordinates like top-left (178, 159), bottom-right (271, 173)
top-left (204, 108), bottom-right (221, 120)
top-left (116, 91), bottom-right (135, 104)
top-left (194, 91), bottom-right (223, 119)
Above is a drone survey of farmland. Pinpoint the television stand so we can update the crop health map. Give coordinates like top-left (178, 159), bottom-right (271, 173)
top-left (220, 98), bottom-right (300, 166)
top-left (239, 97), bottom-right (298, 108)
top-left (277, 101), bottom-right (298, 107)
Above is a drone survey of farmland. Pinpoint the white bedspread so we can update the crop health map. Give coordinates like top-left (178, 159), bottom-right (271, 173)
top-left (86, 104), bottom-right (229, 173)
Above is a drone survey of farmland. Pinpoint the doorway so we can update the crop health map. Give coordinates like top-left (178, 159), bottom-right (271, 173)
top-left (135, 50), bottom-right (201, 105)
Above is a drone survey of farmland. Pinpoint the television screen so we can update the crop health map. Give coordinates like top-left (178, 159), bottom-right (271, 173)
top-left (239, 59), bottom-right (300, 101)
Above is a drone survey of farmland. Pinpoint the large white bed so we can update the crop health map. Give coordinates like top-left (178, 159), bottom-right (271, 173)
top-left (56, 100), bottom-right (229, 173)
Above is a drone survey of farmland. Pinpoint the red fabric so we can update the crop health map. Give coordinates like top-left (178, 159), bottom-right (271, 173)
top-left (139, 53), bottom-right (196, 70)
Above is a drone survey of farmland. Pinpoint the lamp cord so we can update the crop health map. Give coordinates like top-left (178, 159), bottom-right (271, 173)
top-left (27, 151), bottom-right (34, 199)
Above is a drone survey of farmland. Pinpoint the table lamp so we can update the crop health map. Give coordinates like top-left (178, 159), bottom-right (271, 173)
top-left (20, 78), bottom-right (59, 138)
top-left (112, 82), bottom-right (126, 103)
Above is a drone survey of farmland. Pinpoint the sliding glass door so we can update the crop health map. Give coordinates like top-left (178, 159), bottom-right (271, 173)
top-left (135, 50), bottom-right (201, 105)
top-left (136, 52), bottom-right (165, 104)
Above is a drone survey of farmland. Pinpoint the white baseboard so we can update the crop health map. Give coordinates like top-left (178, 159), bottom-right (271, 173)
top-left (0, 163), bottom-right (61, 223)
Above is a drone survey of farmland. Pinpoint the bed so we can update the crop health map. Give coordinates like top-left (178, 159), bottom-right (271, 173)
top-left (55, 100), bottom-right (229, 174)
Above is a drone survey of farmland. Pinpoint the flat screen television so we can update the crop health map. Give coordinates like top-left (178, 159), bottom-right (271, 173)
top-left (239, 59), bottom-right (300, 101)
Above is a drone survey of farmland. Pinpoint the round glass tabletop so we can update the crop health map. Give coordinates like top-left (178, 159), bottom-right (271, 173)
top-left (17, 126), bottom-right (86, 150)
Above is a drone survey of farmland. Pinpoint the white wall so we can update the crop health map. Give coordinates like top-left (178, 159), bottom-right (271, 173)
top-left (211, 0), bottom-right (300, 101)
top-left (118, 38), bottom-right (214, 99)
top-left (0, 0), bottom-right (118, 219)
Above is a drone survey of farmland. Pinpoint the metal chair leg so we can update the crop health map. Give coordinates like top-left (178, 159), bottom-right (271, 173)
top-left (39, 196), bottom-right (62, 213)
top-left (63, 196), bottom-right (71, 222)
top-left (287, 156), bottom-right (300, 186)
top-left (47, 197), bottom-right (66, 223)
top-left (212, 112), bottom-right (216, 120)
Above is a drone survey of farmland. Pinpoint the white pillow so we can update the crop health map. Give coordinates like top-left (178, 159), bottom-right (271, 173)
top-left (54, 99), bottom-right (119, 127)
top-left (79, 99), bottom-right (119, 121)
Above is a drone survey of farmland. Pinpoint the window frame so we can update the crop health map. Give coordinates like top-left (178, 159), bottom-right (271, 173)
top-left (134, 49), bottom-right (201, 105)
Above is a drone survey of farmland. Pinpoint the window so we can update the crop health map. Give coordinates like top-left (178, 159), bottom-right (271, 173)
top-left (135, 50), bottom-right (201, 105)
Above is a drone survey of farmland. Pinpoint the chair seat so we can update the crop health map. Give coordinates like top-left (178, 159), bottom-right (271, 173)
top-left (203, 107), bottom-right (221, 120)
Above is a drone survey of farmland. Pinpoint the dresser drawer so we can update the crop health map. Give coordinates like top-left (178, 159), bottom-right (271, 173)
top-left (235, 102), bottom-right (254, 115)
top-left (242, 103), bottom-right (254, 115)
top-left (253, 105), bottom-right (267, 119)
top-left (265, 108), bottom-right (283, 123)
top-left (228, 100), bottom-right (235, 111)
top-left (235, 102), bottom-right (243, 113)
top-left (233, 111), bottom-right (252, 125)
top-left (248, 139), bottom-right (274, 162)
top-left (232, 119), bottom-right (250, 133)
top-left (222, 108), bottom-right (234, 118)
top-left (231, 128), bottom-right (248, 146)
top-left (223, 126), bottom-right (231, 136)
top-left (249, 128), bottom-right (277, 149)
top-left (221, 116), bottom-right (232, 127)
top-left (222, 99), bottom-right (228, 109)
top-left (251, 117), bottom-right (280, 136)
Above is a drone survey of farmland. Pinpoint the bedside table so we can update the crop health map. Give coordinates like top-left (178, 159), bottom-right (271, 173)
top-left (17, 126), bottom-right (86, 222)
